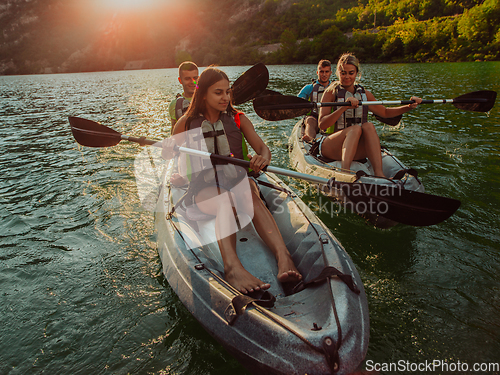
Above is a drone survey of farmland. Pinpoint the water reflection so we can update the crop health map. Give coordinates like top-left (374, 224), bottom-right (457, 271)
top-left (1, 62), bottom-right (499, 374)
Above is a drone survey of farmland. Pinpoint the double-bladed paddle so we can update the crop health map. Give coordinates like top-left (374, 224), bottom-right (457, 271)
top-left (231, 63), bottom-right (269, 105)
top-left (256, 87), bottom-right (403, 126)
top-left (253, 90), bottom-right (497, 121)
top-left (68, 116), bottom-right (461, 226)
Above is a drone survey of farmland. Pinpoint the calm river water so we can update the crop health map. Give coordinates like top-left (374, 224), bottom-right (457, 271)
top-left (1, 62), bottom-right (499, 374)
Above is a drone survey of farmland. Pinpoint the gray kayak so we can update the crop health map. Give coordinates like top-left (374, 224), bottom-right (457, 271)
top-left (289, 120), bottom-right (425, 228)
top-left (155, 159), bottom-right (369, 374)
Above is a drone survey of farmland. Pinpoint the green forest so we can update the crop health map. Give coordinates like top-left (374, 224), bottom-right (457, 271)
top-left (260, 0), bottom-right (500, 63)
top-left (220, 0), bottom-right (500, 65)
top-left (0, 0), bottom-right (499, 75)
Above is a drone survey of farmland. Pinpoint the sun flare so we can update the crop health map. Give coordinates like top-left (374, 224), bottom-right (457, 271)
top-left (101, 0), bottom-right (163, 11)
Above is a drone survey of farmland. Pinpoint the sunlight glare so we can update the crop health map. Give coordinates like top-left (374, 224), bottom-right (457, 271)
top-left (101, 0), bottom-right (163, 11)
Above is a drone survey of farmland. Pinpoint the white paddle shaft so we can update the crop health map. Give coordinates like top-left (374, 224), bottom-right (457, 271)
top-left (177, 146), bottom-right (329, 185)
top-left (317, 99), bottom-right (456, 107)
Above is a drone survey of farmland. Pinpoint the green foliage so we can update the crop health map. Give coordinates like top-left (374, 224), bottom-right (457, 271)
top-left (335, 7), bottom-right (361, 31)
top-left (280, 29), bottom-right (298, 63)
top-left (175, 51), bottom-right (193, 67)
top-left (311, 25), bottom-right (349, 61)
top-left (457, 0), bottom-right (500, 52)
top-left (346, 0), bottom-right (500, 63)
top-left (0, 0), bottom-right (498, 75)
top-left (348, 30), bottom-right (383, 62)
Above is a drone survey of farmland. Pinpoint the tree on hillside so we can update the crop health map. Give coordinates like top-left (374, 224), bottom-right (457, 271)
top-left (457, 0), bottom-right (500, 59)
top-left (0, 0), bottom-right (498, 75)
top-left (280, 29), bottom-right (298, 62)
top-left (311, 25), bottom-right (348, 62)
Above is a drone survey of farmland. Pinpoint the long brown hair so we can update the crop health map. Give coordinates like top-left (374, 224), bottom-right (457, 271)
top-left (184, 66), bottom-right (236, 131)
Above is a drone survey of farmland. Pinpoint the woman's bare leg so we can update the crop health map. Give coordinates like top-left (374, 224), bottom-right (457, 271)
top-left (318, 124), bottom-right (385, 177)
top-left (302, 116), bottom-right (319, 142)
top-left (320, 126), bottom-right (361, 171)
top-left (359, 122), bottom-right (385, 177)
top-left (196, 187), bottom-right (270, 294)
top-left (248, 181), bottom-right (302, 283)
top-left (340, 125), bottom-right (362, 171)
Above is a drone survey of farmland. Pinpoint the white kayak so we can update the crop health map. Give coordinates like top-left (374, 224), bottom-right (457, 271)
top-left (155, 159), bottom-right (370, 374)
top-left (289, 120), bottom-right (425, 228)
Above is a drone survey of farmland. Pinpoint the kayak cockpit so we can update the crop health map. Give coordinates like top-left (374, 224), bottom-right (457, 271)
top-left (156, 160), bottom-right (369, 374)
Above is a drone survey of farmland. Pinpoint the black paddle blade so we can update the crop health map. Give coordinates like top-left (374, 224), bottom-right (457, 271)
top-left (68, 116), bottom-right (122, 147)
top-left (253, 95), bottom-right (311, 121)
top-left (231, 63), bottom-right (269, 105)
top-left (257, 88), bottom-right (283, 97)
top-left (453, 90), bottom-right (497, 112)
top-left (336, 182), bottom-right (461, 226)
top-left (373, 113), bottom-right (403, 126)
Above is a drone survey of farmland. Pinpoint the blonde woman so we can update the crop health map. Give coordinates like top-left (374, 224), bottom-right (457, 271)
top-left (318, 53), bottom-right (422, 177)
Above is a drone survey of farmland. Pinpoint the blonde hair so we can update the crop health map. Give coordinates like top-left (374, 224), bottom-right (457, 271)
top-left (335, 53), bottom-right (361, 81)
top-left (326, 53), bottom-right (361, 94)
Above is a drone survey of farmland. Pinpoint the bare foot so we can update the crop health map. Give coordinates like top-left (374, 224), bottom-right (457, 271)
top-left (277, 254), bottom-right (302, 283)
top-left (225, 265), bottom-right (271, 294)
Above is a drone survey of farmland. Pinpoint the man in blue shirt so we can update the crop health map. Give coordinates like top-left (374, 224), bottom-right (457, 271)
top-left (298, 59), bottom-right (332, 141)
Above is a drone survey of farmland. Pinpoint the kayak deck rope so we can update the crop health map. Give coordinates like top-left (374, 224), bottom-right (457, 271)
top-left (291, 265), bottom-right (360, 295)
